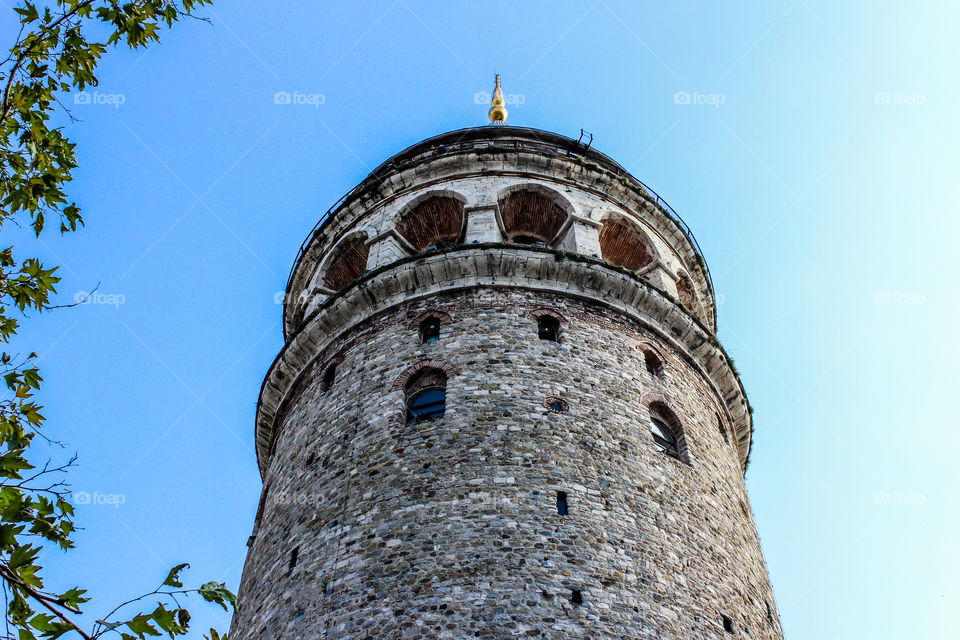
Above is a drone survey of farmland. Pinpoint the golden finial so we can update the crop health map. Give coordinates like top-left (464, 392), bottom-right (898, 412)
top-left (488, 74), bottom-right (508, 124)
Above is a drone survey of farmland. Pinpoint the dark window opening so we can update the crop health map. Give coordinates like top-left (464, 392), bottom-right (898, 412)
top-left (766, 602), bottom-right (775, 625)
top-left (419, 318), bottom-right (441, 344)
top-left (722, 615), bottom-right (734, 633)
top-left (556, 491), bottom-right (568, 516)
top-left (644, 350), bottom-right (664, 377)
top-left (537, 316), bottom-right (560, 342)
top-left (323, 364), bottom-right (336, 389)
top-left (570, 589), bottom-right (583, 606)
top-left (511, 235), bottom-right (546, 247)
top-left (287, 546), bottom-right (299, 576)
top-left (407, 388), bottom-right (446, 424)
top-left (650, 417), bottom-right (681, 460)
top-left (717, 413), bottom-right (730, 445)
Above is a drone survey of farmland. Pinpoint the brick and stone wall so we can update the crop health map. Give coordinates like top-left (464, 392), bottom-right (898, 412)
top-left (231, 289), bottom-right (780, 639)
top-left (232, 127), bottom-right (780, 639)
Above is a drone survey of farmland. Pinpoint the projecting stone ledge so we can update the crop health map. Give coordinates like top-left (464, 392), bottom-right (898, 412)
top-left (254, 245), bottom-right (751, 477)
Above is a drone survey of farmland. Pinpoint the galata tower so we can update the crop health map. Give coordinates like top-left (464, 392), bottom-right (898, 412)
top-left (231, 77), bottom-right (782, 639)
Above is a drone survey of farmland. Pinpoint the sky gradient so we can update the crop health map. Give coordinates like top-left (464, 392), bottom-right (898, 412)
top-left (3, 1), bottom-right (957, 637)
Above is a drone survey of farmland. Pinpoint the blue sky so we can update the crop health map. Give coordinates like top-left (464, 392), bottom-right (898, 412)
top-left (4, 1), bottom-right (957, 637)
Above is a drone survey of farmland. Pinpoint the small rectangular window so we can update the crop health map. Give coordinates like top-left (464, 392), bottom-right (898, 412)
top-left (537, 316), bottom-right (560, 342)
top-left (570, 589), bottom-right (582, 606)
top-left (557, 491), bottom-right (568, 516)
top-left (722, 615), bottom-right (734, 633)
top-left (419, 318), bottom-right (441, 343)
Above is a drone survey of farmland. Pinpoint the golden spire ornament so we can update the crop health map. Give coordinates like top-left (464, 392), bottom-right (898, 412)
top-left (488, 74), bottom-right (508, 124)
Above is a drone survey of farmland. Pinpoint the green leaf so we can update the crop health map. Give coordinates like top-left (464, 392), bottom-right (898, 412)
top-left (163, 563), bottom-right (189, 588)
top-left (125, 613), bottom-right (161, 638)
top-left (198, 582), bottom-right (237, 612)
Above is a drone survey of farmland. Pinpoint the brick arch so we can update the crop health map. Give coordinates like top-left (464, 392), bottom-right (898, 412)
top-left (321, 231), bottom-right (369, 291)
top-left (390, 359), bottom-right (460, 392)
top-left (635, 340), bottom-right (666, 360)
top-left (407, 309), bottom-right (453, 329)
top-left (598, 214), bottom-right (657, 271)
top-left (395, 191), bottom-right (467, 252)
top-left (638, 341), bottom-right (667, 377)
top-left (526, 307), bottom-right (567, 323)
top-left (497, 184), bottom-right (573, 245)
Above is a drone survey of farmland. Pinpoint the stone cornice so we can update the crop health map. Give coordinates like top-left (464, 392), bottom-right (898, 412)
top-left (257, 245), bottom-right (751, 479)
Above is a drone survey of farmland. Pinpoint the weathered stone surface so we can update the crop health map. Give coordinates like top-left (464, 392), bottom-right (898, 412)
top-left (231, 127), bottom-right (781, 640)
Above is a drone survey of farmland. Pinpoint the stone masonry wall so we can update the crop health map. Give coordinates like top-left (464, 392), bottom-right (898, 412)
top-left (230, 289), bottom-right (782, 640)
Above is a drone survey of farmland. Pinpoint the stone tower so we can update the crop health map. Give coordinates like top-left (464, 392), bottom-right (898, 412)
top-left (230, 104), bottom-right (782, 639)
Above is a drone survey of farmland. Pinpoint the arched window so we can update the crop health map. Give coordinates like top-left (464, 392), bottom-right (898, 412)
top-left (499, 189), bottom-right (568, 246)
top-left (322, 234), bottom-right (369, 290)
top-left (648, 401), bottom-right (687, 462)
top-left (407, 388), bottom-right (446, 423)
top-left (405, 368), bottom-right (448, 424)
top-left (396, 195), bottom-right (465, 253)
top-left (599, 217), bottom-right (654, 271)
top-left (322, 363), bottom-right (336, 389)
top-left (644, 349), bottom-right (664, 377)
top-left (537, 315), bottom-right (560, 342)
top-left (650, 416), bottom-right (679, 458)
top-left (419, 317), bottom-right (441, 343)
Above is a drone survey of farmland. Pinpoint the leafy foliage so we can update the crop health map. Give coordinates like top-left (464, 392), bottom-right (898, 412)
top-left (1, 1), bottom-right (234, 638)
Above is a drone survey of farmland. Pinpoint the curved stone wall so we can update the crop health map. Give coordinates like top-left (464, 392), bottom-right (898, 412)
top-left (233, 127), bottom-right (780, 640)
top-left (230, 289), bottom-right (781, 639)
top-left (283, 128), bottom-right (716, 336)
top-left (256, 247), bottom-right (753, 475)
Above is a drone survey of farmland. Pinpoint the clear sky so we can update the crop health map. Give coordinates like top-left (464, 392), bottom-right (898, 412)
top-left (3, 1), bottom-right (957, 637)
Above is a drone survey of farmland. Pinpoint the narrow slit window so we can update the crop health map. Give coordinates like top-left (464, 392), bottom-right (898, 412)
top-left (717, 412), bottom-right (730, 445)
top-left (287, 546), bottom-right (299, 575)
top-left (323, 364), bottom-right (336, 389)
top-left (419, 318), bottom-right (441, 344)
top-left (537, 316), bottom-right (560, 342)
top-left (570, 589), bottom-right (583, 606)
top-left (556, 491), bottom-right (568, 516)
